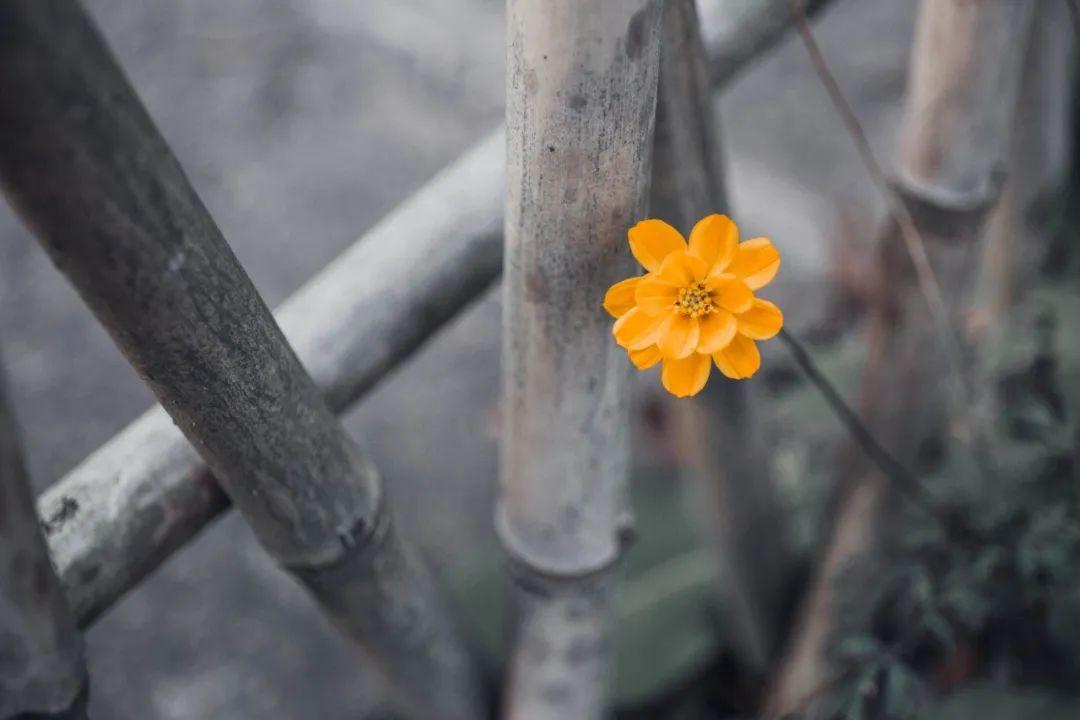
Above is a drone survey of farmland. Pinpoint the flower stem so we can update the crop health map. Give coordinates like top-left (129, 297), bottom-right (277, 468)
top-left (777, 328), bottom-right (953, 530)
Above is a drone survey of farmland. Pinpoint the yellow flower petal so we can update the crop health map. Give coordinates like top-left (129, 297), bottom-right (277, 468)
top-left (727, 237), bottom-right (780, 290)
top-left (634, 277), bottom-right (678, 316)
top-left (658, 314), bottom-right (700, 360)
top-left (628, 345), bottom-right (662, 370)
top-left (613, 307), bottom-right (666, 350)
top-left (603, 276), bottom-right (641, 318)
top-left (688, 214), bottom-right (738, 272)
top-left (737, 298), bottom-right (784, 340)
top-left (697, 310), bottom-right (737, 353)
top-left (657, 251), bottom-right (709, 287)
top-left (717, 278), bottom-right (754, 314)
top-left (661, 353), bottom-right (712, 398)
top-left (712, 334), bottom-right (761, 379)
top-left (628, 219), bottom-right (687, 272)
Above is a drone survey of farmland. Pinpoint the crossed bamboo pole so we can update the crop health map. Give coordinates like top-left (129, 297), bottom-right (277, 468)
top-left (34, 0), bottom-right (836, 633)
top-left (0, 3), bottom-right (481, 718)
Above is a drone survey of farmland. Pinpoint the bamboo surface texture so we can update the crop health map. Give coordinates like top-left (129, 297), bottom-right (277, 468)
top-left (500, 1), bottom-right (661, 717)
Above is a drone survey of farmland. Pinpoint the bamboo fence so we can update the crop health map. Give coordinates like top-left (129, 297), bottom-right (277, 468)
top-left (1, 0), bottom-right (1068, 717)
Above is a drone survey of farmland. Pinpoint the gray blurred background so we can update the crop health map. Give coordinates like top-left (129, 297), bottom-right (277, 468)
top-left (0, 1), bottom-right (923, 717)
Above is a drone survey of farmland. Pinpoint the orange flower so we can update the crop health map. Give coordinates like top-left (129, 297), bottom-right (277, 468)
top-left (603, 214), bottom-right (783, 397)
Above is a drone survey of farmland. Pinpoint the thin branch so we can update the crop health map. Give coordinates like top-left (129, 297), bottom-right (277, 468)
top-left (778, 329), bottom-right (963, 537)
top-left (789, 0), bottom-right (970, 413)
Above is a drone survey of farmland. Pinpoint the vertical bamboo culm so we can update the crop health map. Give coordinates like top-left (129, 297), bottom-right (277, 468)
top-left (651, 0), bottom-right (792, 672)
top-left (500, 1), bottom-right (662, 717)
top-left (0, 3), bottom-right (481, 718)
top-left (766, 2), bottom-right (1035, 716)
top-left (0, 361), bottom-right (88, 720)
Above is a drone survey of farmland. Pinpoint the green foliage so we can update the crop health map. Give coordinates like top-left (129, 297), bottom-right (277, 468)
top-left (818, 277), bottom-right (1080, 719)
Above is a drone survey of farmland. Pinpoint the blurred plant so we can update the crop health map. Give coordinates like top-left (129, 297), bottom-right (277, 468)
top-left (816, 276), bottom-right (1080, 720)
top-left (604, 214), bottom-right (783, 397)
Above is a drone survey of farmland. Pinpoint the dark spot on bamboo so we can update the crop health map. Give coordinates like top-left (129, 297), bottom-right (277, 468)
top-left (524, 268), bottom-right (549, 304)
top-left (548, 145), bottom-right (556, 153)
top-left (43, 496), bottom-right (79, 536)
top-left (568, 94), bottom-right (587, 111)
top-left (625, 8), bottom-right (647, 60)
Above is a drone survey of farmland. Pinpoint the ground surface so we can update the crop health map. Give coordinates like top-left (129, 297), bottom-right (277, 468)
top-left (0, 1), bottom-right (922, 717)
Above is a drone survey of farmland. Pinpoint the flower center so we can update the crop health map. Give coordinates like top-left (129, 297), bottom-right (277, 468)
top-left (675, 282), bottom-right (715, 318)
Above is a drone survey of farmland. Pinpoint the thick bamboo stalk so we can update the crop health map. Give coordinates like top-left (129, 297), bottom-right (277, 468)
top-left (652, 0), bottom-right (791, 672)
top-left (0, 363), bottom-right (88, 720)
top-left (765, 3), bottom-right (1035, 716)
top-left (500, 2), bottom-right (661, 717)
top-left (0, 3), bottom-right (481, 718)
top-left (34, 0), bottom-right (830, 630)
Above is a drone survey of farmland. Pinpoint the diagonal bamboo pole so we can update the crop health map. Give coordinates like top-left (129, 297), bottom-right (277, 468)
top-left (500, 2), bottom-right (662, 717)
top-left (34, 0), bottom-right (837, 631)
top-left (0, 3), bottom-right (481, 718)
top-left (651, 0), bottom-right (792, 673)
top-left (765, 2), bottom-right (1036, 716)
top-left (0, 359), bottom-right (88, 720)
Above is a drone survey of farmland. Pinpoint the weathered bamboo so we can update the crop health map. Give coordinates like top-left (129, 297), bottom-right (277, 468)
top-left (500, 2), bottom-right (661, 717)
top-left (0, 362), bottom-right (88, 720)
top-left (40, 132), bottom-right (505, 627)
top-left (652, 0), bottom-right (791, 672)
top-left (765, 3), bottom-right (1035, 716)
top-left (34, 0), bottom-right (830, 630)
top-left (0, 3), bottom-right (481, 718)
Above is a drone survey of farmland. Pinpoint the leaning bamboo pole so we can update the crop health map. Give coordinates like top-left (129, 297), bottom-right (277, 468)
top-left (765, 2), bottom-right (1036, 716)
top-left (0, 361), bottom-right (88, 720)
top-left (500, 2), bottom-right (662, 716)
top-left (0, 3), bottom-right (481, 718)
top-left (33, 0), bottom-right (837, 631)
top-left (652, 0), bottom-right (791, 672)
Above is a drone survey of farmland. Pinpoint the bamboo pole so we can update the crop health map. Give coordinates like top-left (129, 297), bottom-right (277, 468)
top-left (698, 0), bottom-right (837, 88)
top-left (765, 2), bottom-right (1035, 716)
top-left (500, 2), bottom-right (661, 717)
top-left (0, 3), bottom-right (481, 718)
top-left (652, 0), bottom-right (791, 672)
top-left (0, 361), bottom-right (88, 720)
top-left (33, 0), bottom-right (833, 630)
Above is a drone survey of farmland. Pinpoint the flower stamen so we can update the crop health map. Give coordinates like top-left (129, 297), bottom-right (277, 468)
top-left (675, 282), bottom-right (714, 318)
